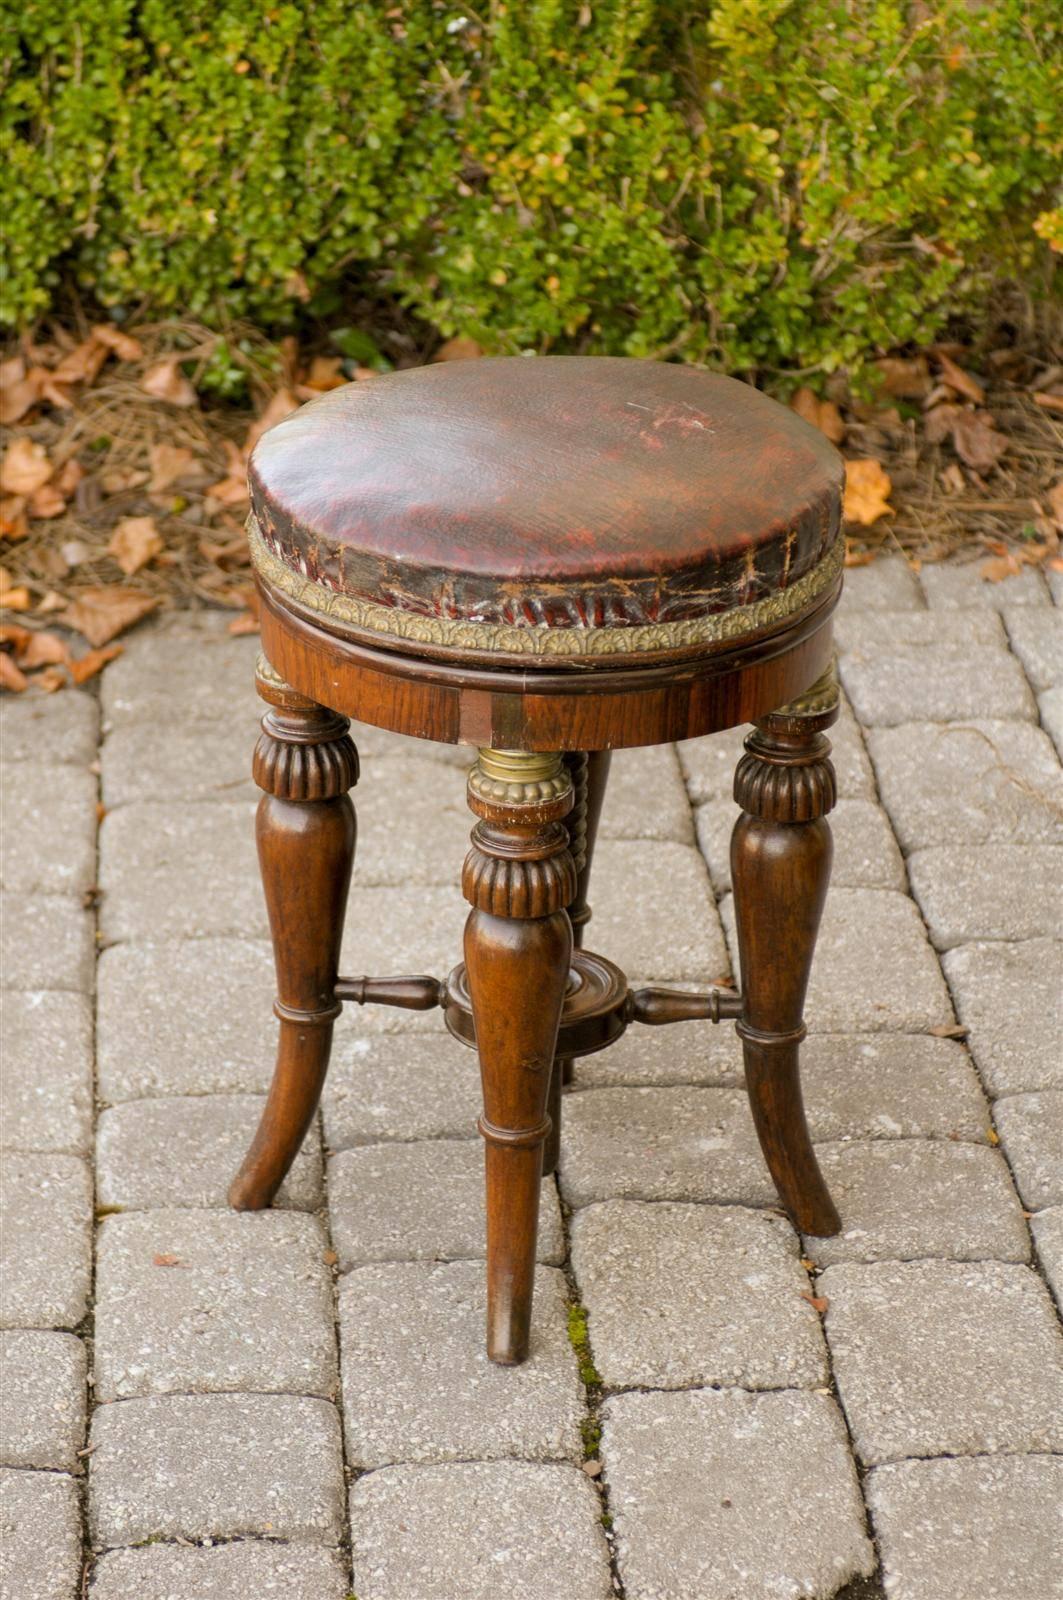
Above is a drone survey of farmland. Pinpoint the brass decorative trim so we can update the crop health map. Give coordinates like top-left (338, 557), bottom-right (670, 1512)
top-left (247, 514), bottom-right (843, 659)
top-left (470, 748), bottom-right (571, 805)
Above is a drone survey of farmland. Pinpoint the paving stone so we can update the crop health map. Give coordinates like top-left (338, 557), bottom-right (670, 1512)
top-left (696, 796), bottom-right (905, 892)
top-left (1031, 1206), bottom-right (1063, 1306)
top-left (867, 718), bottom-right (1063, 849)
top-left (867, 1454), bottom-right (1063, 1600)
top-left (0, 1331), bottom-right (86, 1471)
top-left (835, 554), bottom-right (925, 614)
top-left (0, 990), bottom-right (93, 1155)
top-left (341, 884), bottom-right (467, 998)
top-left (559, 1086), bottom-right (774, 1208)
top-left (323, 1031), bottom-right (481, 1149)
top-left (588, 840), bottom-right (727, 981)
top-left (94, 1209), bottom-right (336, 1401)
top-left (96, 1095), bottom-right (323, 1210)
top-left (835, 607), bottom-right (1005, 656)
top-left (806, 1140), bottom-right (1028, 1264)
top-left (0, 893), bottom-right (95, 992)
top-left (0, 1153), bottom-right (92, 1329)
top-left (349, 1461), bottom-right (612, 1600)
top-left (338, 1261), bottom-right (582, 1467)
top-left (1041, 684), bottom-right (1063, 759)
top-left (349, 756), bottom-right (469, 886)
top-left (994, 1091), bottom-right (1063, 1210)
top-left (101, 630), bottom-right (259, 727)
top-left (602, 1387), bottom-right (874, 1600)
top-left (329, 1140), bottom-right (564, 1268)
top-left (908, 844), bottom-right (1063, 948)
top-left (820, 1259), bottom-right (1063, 1463)
top-left (798, 1033), bottom-right (990, 1143)
top-left (97, 939), bottom-right (274, 1101)
top-left (0, 687), bottom-right (98, 765)
top-left (5, 773), bottom-right (91, 913)
top-left (1004, 603), bottom-right (1063, 690)
top-left (351, 719), bottom-right (475, 766)
top-left (89, 1543), bottom-right (351, 1600)
top-left (1048, 560), bottom-right (1063, 607)
top-left (88, 1392), bottom-right (345, 1547)
top-left (573, 1014), bottom-right (741, 1089)
top-left (678, 693), bottom-right (874, 802)
top-left (572, 1200), bottom-right (826, 1390)
top-left (598, 745), bottom-right (695, 843)
top-left (99, 802), bottom-right (263, 943)
top-left (101, 710), bottom-right (262, 806)
top-left (721, 888), bottom-right (953, 1033)
top-left (920, 557), bottom-right (1050, 610)
top-left (839, 642), bottom-right (1035, 726)
top-left (0, 1468), bottom-right (81, 1600)
top-left (943, 938), bottom-right (1063, 1093)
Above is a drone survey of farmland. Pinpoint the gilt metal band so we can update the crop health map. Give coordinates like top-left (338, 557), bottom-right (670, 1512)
top-left (248, 514), bottom-right (843, 658)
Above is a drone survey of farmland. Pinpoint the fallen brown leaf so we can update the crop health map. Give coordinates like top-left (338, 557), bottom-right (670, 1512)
top-left (68, 644), bottom-right (124, 685)
top-left (100, 465), bottom-right (150, 495)
top-left (935, 351), bottom-right (985, 406)
top-left (27, 483), bottom-right (67, 519)
top-left (843, 458), bottom-right (893, 525)
top-left (91, 323), bottom-right (144, 362)
top-left (62, 588), bottom-right (159, 646)
top-left (141, 358), bottom-right (197, 408)
top-left (108, 516), bottom-right (163, 576)
top-left (951, 411), bottom-right (1008, 474)
top-left (1046, 480), bottom-right (1063, 532)
top-left (433, 336), bottom-right (482, 362)
top-left (19, 631), bottom-right (69, 670)
top-left (1, 587), bottom-right (32, 611)
top-left (800, 1292), bottom-right (829, 1314)
top-left (148, 443), bottom-right (197, 493)
top-left (300, 355), bottom-right (348, 393)
top-left (1033, 391), bottom-right (1063, 416)
top-left (981, 552), bottom-right (1024, 583)
top-left (874, 355), bottom-right (930, 400)
top-left (32, 665), bottom-right (68, 693)
top-left (51, 337), bottom-right (108, 387)
top-left (0, 497), bottom-right (29, 541)
top-left (55, 459), bottom-right (83, 496)
top-left (0, 653), bottom-right (28, 691)
top-left (0, 357), bottom-right (39, 425)
top-left (198, 535), bottom-right (250, 571)
top-left (929, 1023), bottom-right (968, 1039)
top-left (206, 440), bottom-right (250, 507)
top-left (1, 437), bottom-right (53, 497)
top-left (152, 1253), bottom-right (182, 1268)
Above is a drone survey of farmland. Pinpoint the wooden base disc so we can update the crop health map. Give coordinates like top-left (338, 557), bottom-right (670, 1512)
top-left (444, 947), bottom-right (629, 1061)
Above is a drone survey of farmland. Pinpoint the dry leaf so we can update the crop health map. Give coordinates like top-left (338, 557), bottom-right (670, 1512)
top-left (108, 516), bottom-right (163, 576)
top-left (981, 552), bottom-right (1023, 583)
top-left (1, 586), bottom-right (31, 611)
top-left (28, 483), bottom-right (67, 519)
top-left (62, 587), bottom-right (159, 646)
top-left (36, 590), bottom-right (67, 614)
top-left (1, 438), bottom-right (53, 496)
top-left (929, 1023), bottom-right (969, 1039)
top-left (0, 653), bottom-right (28, 691)
top-left (198, 535), bottom-right (250, 570)
top-left (843, 458), bottom-right (893, 525)
top-left (91, 323), bottom-right (143, 362)
top-left (68, 644), bottom-right (123, 685)
top-left (433, 336), bottom-right (482, 362)
top-left (301, 355), bottom-right (347, 392)
top-left (100, 465), bottom-right (150, 495)
top-left (207, 441), bottom-right (250, 507)
top-left (874, 355), bottom-right (930, 400)
top-left (152, 1253), bottom-right (182, 1268)
top-left (55, 459), bottom-right (83, 496)
top-left (244, 388), bottom-right (299, 453)
top-left (941, 463), bottom-right (966, 495)
top-left (51, 337), bottom-right (108, 387)
top-left (935, 351), bottom-right (985, 406)
top-left (33, 665), bottom-right (68, 693)
top-left (924, 402), bottom-right (963, 445)
top-left (951, 412), bottom-right (1007, 473)
top-left (789, 386), bottom-right (846, 444)
top-left (19, 631), bottom-right (69, 670)
top-left (141, 358), bottom-right (197, 408)
top-left (0, 357), bottom-right (40, 425)
top-left (986, 1126), bottom-right (1000, 1147)
top-left (800, 1292), bottom-right (829, 1314)
top-left (148, 443), bottom-right (196, 493)
top-left (0, 497), bottom-right (29, 541)
top-left (1048, 480), bottom-right (1063, 533)
top-left (1033, 391), bottom-right (1063, 416)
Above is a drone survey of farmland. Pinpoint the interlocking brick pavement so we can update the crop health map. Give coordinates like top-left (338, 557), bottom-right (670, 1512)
top-left (1, 567), bottom-right (1061, 1598)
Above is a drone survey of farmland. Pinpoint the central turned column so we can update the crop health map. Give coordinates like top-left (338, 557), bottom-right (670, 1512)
top-left (461, 750), bottom-right (576, 1364)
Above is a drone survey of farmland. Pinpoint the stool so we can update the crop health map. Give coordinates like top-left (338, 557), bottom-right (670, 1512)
top-left (228, 356), bottom-right (846, 1365)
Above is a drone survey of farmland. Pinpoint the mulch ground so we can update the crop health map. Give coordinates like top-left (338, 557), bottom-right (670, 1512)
top-left (2, 294), bottom-right (1061, 694)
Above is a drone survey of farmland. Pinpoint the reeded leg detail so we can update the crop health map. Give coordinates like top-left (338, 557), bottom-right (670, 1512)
top-left (463, 750), bottom-right (576, 1363)
top-left (229, 656), bottom-right (357, 1211)
top-left (730, 666), bottom-right (841, 1237)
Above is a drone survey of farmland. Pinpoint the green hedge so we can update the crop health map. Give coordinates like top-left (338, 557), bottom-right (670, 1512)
top-left (2, 0), bottom-right (1059, 373)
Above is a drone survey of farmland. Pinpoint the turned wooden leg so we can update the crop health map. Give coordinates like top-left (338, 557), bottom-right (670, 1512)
top-left (229, 656), bottom-right (357, 1211)
top-left (554, 749), bottom-right (612, 1102)
top-left (463, 750), bottom-right (575, 1363)
top-left (730, 666), bottom-right (841, 1237)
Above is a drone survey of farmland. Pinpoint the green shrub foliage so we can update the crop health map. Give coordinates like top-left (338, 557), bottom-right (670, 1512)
top-left (3, 0), bottom-right (1059, 371)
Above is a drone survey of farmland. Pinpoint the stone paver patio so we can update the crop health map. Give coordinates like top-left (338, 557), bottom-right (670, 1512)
top-left (1, 555), bottom-right (1061, 1599)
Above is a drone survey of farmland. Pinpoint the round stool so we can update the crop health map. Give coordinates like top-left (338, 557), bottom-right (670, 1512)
top-left (228, 356), bottom-right (846, 1364)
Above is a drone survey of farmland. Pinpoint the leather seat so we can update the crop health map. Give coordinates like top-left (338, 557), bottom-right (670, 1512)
top-left (247, 356), bottom-right (843, 659)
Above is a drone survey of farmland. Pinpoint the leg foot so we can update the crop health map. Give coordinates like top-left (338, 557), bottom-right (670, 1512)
top-left (463, 749), bottom-right (575, 1362)
top-left (229, 657), bottom-right (357, 1210)
top-left (730, 667), bottom-right (841, 1237)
